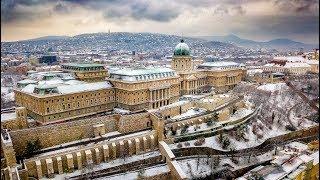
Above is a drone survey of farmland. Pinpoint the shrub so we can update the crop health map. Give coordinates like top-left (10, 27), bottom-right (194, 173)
top-left (25, 139), bottom-right (42, 158)
top-left (285, 125), bottom-right (296, 131)
top-left (194, 138), bottom-right (206, 146)
top-left (206, 120), bottom-right (213, 126)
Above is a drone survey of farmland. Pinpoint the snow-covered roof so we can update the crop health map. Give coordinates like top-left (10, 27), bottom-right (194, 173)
top-left (247, 69), bottom-right (263, 75)
top-left (284, 62), bottom-right (311, 68)
top-left (110, 67), bottom-right (174, 76)
top-left (59, 81), bottom-right (113, 94)
top-left (62, 63), bottom-right (104, 68)
top-left (274, 56), bottom-right (306, 62)
top-left (200, 61), bottom-right (239, 67)
top-left (17, 79), bottom-right (37, 84)
top-left (109, 67), bottom-right (177, 82)
top-left (21, 84), bottom-right (37, 93)
top-left (1, 112), bottom-right (16, 122)
top-left (198, 61), bottom-right (243, 70)
top-left (38, 78), bottom-right (64, 86)
top-left (21, 81), bottom-right (113, 95)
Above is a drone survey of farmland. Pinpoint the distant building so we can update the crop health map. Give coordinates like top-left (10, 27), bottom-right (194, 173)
top-left (263, 56), bottom-right (319, 75)
top-left (38, 55), bottom-right (57, 65)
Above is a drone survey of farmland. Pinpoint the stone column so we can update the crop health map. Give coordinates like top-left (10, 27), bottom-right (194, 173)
top-left (150, 135), bottom-right (155, 150)
top-left (152, 91), bottom-right (155, 101)
top-left (66, 154), bottom-right (74, 171)
top-left (56, 156), bottom-right (63, 174)
top-left (46, 158), bottom-right (54, 177)
top-left (127, 140), bottom-right (134, 155)
top-left (161, 89), bottom-right (163, 99)
top-left (143, 136), bottom-right (148, 152)
top-left (95, 148), bottom-right (101, 164)
top-left (111, 143), bottom-right (117, 159)
top-left (119, 141), bottom-right (124, 157)
top-left (102, 145), bottom-right (109, 161)
top-left (85, 150), bottom-right (93, 165)
top-left (93, 124), bottom-right (106, 137)
top-left (76, 152), bottom-right (82, 170)
top-left (35, 160), bottom-right (42, 179)
top-left (135, 138), bottom-right (140, 154)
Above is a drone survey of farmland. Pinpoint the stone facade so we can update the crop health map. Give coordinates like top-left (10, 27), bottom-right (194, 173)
top-left (14, 88), bottom-right (116, 124)
top-left (23, 130), bottom-right (158, 178)
top-left (110, 76), bottom-right (181, 111)
top-left (1, 107), bottom-right (28, 131)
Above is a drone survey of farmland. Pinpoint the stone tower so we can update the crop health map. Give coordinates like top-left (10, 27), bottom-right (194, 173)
top-left (171, 39), bottom-right (193, 72)
top-left (1, 130), bottom-right (17, 167)
top-left (16, 107), bottom-right (28, 129)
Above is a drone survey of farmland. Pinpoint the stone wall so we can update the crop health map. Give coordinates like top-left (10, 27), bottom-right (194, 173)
top-left (9, 115), bottom-right (117, 156)
top-left (9, 112), bottom-right (156, 157)
top-left (156, 101), bottom-right (195, 119)
top-left (1, 107), bottom-right (28, 131)
top-left (23, 130), bottom-right (158, 178)
top-left (117, 112), bottom-right (152, 133)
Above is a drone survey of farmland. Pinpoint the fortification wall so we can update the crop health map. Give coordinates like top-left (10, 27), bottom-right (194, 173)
top-left (156, 101), bottom-right (194, 119)
top-left (9, 112), bottom-right (154, 157)
top-left (9, 115), bottom-right (117, 156)
top-left (117, 112), bottom-right (152, 133)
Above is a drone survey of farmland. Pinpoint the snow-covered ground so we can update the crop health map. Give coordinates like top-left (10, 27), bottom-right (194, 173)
top-left (257, 83), bottom-right (288, 92)
top-left (171, 108), bottom-right (207, 121)
top-left (113, 108), bottom-right (131, 114)
top-left (42, 151), bottom-right (161, 180)
top-left (177, 150), bottom-right (274, 179)
top-left (170, 107), bottom-right (254, 137)
top-left (95, 164), bottom-right (169, 180)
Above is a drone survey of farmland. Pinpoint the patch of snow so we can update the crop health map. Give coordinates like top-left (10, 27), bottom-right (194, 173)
top-left (1, 112), bottom-right (16, 122)
top-left (171, 108), bottom-right (207, 120)
top-left (257, 83), bottom-right (288, 92)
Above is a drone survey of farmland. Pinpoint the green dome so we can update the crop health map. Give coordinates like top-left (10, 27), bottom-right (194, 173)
top-left (174, 39), bottom-right (190, 56)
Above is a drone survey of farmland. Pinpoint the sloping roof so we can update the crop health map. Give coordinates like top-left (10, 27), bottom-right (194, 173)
top-left (62, 63), bottom-right (104, 68)
top-left (110, 67), bottom-right (174, 76)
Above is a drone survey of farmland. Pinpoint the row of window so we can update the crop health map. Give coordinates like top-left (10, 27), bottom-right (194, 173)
top-left (45, 91), bottom-right (114, 104)
top-left (46, 97), bottom-right (114, 113)
top-left (45, 105), bottom-right (107, 121)
top-left (114, 79), bottom-right (179, 89)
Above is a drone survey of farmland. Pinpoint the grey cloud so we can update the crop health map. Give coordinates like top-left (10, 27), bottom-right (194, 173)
top-left (213, 5), bottom-right (246, 16)
top-left (54, 2), bottom-right (70, 14)
top-left (274, 0), bottom-right (319, 14)
top-left (63, 0), bottom-right (181, 22)
top-left (230, 5), bottom-right (246, 15)
top-left (1, 0), bottom-right (62, 22)
top-left (231, 15), bottom-right (319, 41)
top-left (214, 6), bottom-right (229, 16)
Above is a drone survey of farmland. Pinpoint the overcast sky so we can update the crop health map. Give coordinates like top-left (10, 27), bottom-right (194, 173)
top-left (1, 0), bottom-right (319, 44)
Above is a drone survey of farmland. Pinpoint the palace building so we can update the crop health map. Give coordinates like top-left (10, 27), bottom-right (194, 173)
top-left (14, 40), bottom-right (246, 124)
